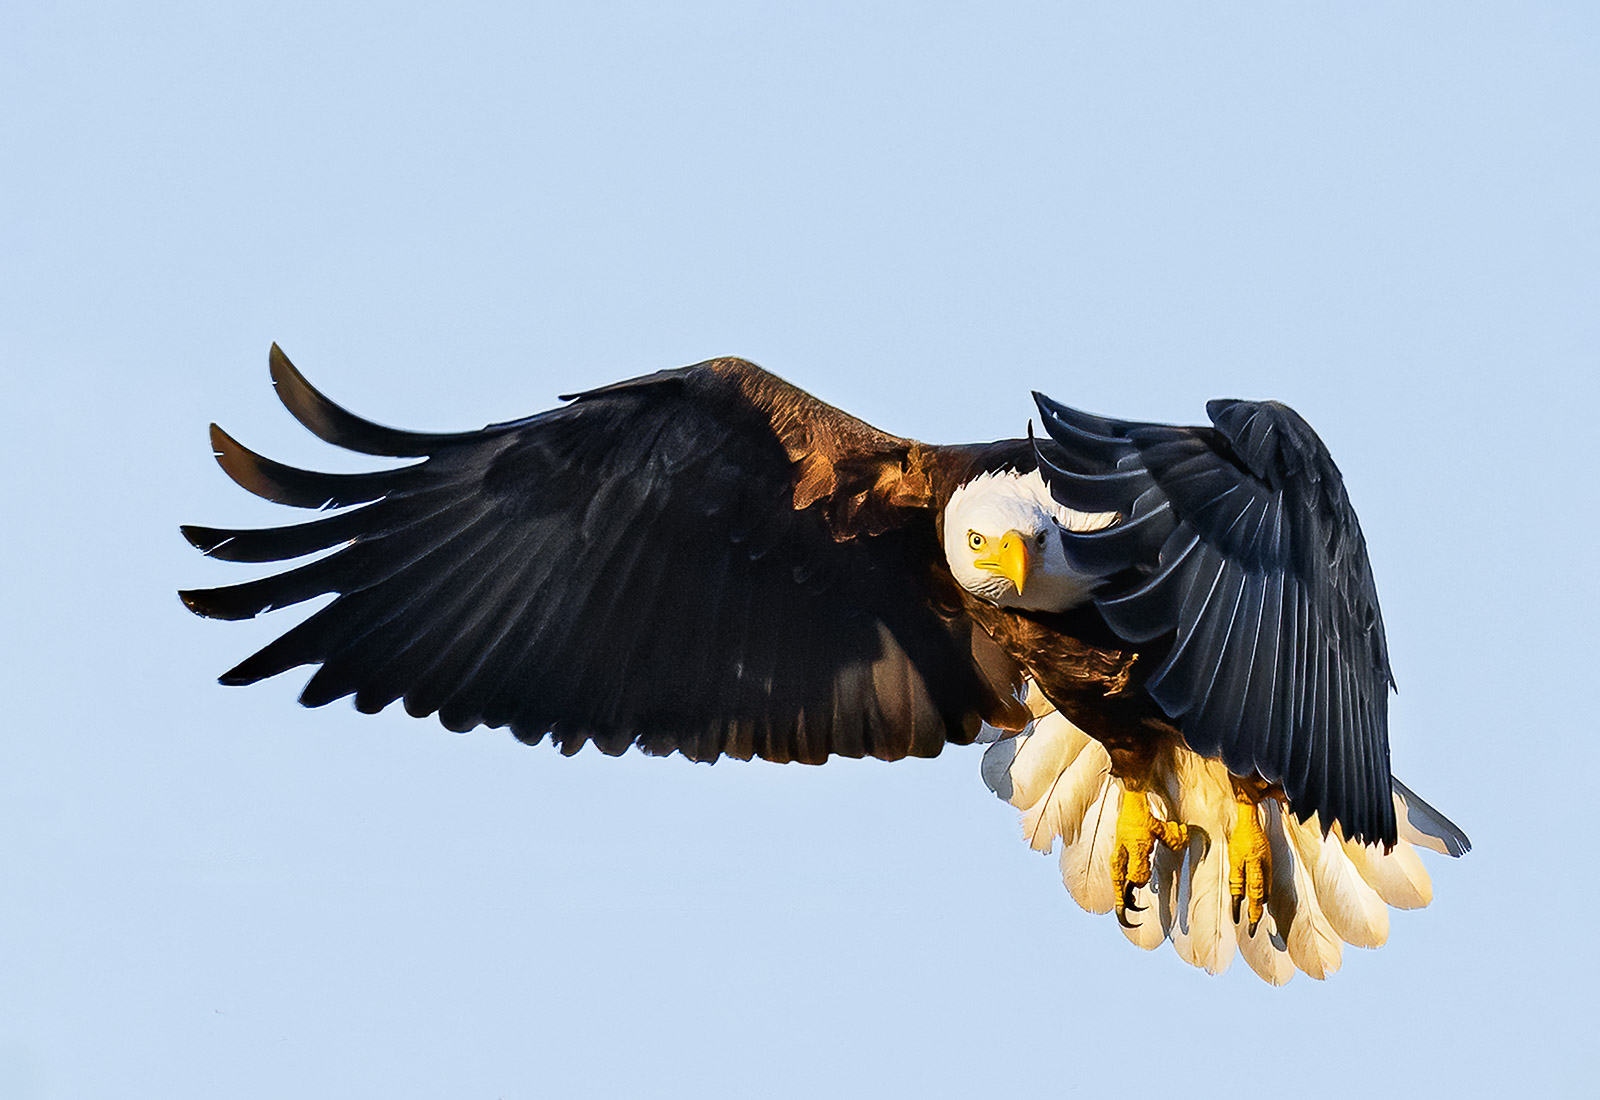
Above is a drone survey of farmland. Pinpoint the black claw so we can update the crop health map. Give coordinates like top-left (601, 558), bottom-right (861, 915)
top-left (1247, 915), bottom-right (1262, 937)
top-left (1231, 895), bottom-right (1244, 924)
top-left (1121, 882), bottom-right (1146, 914)
top-left (1116, 906), bottom-right (1139, 929)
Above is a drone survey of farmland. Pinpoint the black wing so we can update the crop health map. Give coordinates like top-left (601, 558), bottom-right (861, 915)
top-left (181, 347), bottom-right (1028, 764)
top-left (1032, 393), bottom-right (1395, 846)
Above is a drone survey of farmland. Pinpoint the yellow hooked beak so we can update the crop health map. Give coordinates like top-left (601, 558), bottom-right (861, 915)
top-left (975, 530), bottom-right (1031, 595)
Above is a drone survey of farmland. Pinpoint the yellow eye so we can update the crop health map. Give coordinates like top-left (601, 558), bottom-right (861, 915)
top-left (967, 531), bottom-right (985, 551)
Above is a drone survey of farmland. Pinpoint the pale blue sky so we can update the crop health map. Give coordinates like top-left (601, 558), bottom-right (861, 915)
top-left (4, 3), bottom-right (1597, 1097)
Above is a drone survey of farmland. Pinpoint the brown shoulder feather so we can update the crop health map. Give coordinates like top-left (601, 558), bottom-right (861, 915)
top-left (705, 358), bottom-right (1034, 538)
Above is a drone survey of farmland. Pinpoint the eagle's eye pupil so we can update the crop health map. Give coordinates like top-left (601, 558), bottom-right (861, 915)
top-left (968, 531), bottom-right (984, 551)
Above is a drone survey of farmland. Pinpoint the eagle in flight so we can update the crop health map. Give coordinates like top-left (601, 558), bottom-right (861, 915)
top-left (182, 347), bottom-right (1468, 983)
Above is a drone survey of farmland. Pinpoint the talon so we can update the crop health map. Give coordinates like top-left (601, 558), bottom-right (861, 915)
top-left (1227, 784), bottom-right (1273, 933)
top-left (1112, 787), bottom-right (1190, 929)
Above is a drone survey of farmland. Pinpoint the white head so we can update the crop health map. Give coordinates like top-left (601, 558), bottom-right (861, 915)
top-left (942, 468), bottom-right (1117, 612)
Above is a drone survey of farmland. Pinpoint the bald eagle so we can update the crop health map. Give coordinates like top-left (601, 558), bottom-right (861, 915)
top-left (182, 347), bottom-right (1468, 983)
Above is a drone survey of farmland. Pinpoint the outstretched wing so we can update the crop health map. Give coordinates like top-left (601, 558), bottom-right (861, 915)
top-left (181, 347), bottom-right (1030, 764)
top-left (1032, 393), bottom-right (1395, 846)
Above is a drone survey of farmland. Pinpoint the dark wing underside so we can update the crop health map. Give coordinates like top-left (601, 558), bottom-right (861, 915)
top-left (181, 348), bottom-right (1029, 764)
top-left (1033, 393), bottom-right (1396, 846)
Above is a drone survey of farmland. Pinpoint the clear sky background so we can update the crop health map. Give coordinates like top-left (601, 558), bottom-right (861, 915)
top-left (4, 3), bottom-right (1597, 1097)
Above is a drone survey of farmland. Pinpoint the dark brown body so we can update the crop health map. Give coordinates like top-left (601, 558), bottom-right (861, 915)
top-left (715, 357), bottom-right (1190, 787)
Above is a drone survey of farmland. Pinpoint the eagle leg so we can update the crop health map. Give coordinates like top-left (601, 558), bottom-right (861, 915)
top-left (1227, 784), bottom-right (1273, 935)
top-left (1111, 787), bottom-right (1189, 928)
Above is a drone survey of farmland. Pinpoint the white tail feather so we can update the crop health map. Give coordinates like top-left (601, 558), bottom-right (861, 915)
top-left (1393, 780), bottom-right (1472, 856)
top-left (1170, 828), bottom-right (1237, 974)
top-left (1345, 836), bottom-right (1432, 909)
top-left (1007, 715), bottom-right (1089, 822)
top-left (1237, 907), bottom-right (1296, 985)
top-left (989, 687), bottom-right (1462, 982)
top-left (1013, 713), bottom-right (1107, 854)
top-left (1286, 815), bottom-right (1390, 949)
top-left (1060, 779), bottom-right (1120, 913)
top-left (1271, 808), bottom-right (1343, 979)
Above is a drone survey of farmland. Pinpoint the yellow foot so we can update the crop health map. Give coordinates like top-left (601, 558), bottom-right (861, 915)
top-left (1111, 788), bottom-right (1189, 927)
top-left (1228, 786), bottom-right (1273, 934)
